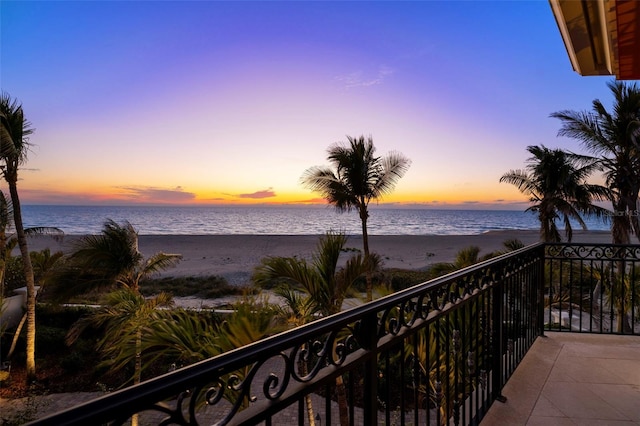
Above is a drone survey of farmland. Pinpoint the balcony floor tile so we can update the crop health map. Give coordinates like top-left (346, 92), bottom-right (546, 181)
top-left (482, 332), bottom-right (640, 426)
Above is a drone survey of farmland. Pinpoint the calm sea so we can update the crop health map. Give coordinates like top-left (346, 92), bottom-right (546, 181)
top-left (17, 205), bottom-right (612, 236)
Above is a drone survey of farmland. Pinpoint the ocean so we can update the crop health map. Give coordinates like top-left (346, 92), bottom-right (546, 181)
top-left (18, 205), bottom-right (612, 236)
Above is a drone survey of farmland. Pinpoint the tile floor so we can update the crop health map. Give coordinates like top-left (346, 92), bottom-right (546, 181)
top-left (481, 332), bottom-right (640, 425)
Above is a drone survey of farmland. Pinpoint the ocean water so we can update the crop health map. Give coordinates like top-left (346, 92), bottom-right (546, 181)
top-left (18, 205), bottom-right (612, 236)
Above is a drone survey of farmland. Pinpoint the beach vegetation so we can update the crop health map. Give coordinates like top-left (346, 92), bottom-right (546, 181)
top-left (0, 187), bottom-right (64, 388)
top-left (384, 269), bottom-right (432, 292)
top-left (500, 145), bottom-right (609, 242)
top-left (428, 245), bottom-right (487, 278)
top-left (139, 275), bottom-right (251, 299)
top-left (589, 264), bottom-right (640, 333)
top-left (47, 219), bottom-right (181, 425)
top-left (66, 289), bottom-right (174, 385)
top-left (108, 295), bottom-right (283, 414)
top-left (0, 93), bottom-right (40, 381)
top-left (48, 219), bottom-right (182, 300)
top-left (254, 231), bottom-right (380, 425)
top-left (427, 239), bottom-right (527, 279)
top-left (551, 80), bottom-right (640, 244)
top-left (301, 135), bottom-right (410, 302)
top-left (253, 231), bottom-right (378, 316)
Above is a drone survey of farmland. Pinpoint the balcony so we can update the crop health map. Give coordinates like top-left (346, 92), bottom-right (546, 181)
top-left (26, 242), bottom-right (640, 425)
top-left (482, 332), bottom-right (640, 425)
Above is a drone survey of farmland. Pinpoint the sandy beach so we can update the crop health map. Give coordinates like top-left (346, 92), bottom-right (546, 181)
top-left (25, 230), bottom-right (614, 286)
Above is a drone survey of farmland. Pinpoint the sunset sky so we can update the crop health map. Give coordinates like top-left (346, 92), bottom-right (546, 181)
top-left (0, 1), bottom-right (624, 208)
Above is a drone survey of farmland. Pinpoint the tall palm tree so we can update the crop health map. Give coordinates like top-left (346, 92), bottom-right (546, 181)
top-left (0, 189), bottom-right (64, 365)
top-left (301, 135), bottom-right (410, 301)
top-left (0, 92), bottom-right (38, 380)
top-left (500, 145), bottom-right (609, 242)
top-left (551, 80), bottom-right (640, 244)
top-left (254, 232), bottom-right (379, 426)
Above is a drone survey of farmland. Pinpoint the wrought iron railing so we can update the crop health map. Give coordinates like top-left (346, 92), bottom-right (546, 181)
top-left (31, 244), bottom-right (547, 426)
top-left (545, 243), bottom-right (640, 335)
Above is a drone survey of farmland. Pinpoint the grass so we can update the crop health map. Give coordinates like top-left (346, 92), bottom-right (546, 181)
top-left (140, 275), bottom-right (256, 299)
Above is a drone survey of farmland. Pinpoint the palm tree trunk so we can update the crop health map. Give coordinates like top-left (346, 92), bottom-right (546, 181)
top-left (359, 205), bottom-right (373, 302)
top-left (305, 394), bottom-right (316, 426)
top-left (131, 329), bottom-right (142, 426)
top-left (7, 312), bottom-right (26, 360)
top-left (335, 374), bottom-right (349, 426)
top-left (299, 352), bottom-right (316, 426)
top-left (8, 181), bottom-right (37, 381)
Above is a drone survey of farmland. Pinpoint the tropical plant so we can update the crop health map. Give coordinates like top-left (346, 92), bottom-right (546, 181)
top-left (50, 219), bottom-right (181, 299)
top-left (66, 289), bottom-right (174, 386)
top-left (59, 220), bottom-right (181, 426)
top-left (130, 295), bottom-right (282, 416)
top-left (272, 286), bottom-right (320, 425)
top-left (500, 145), bottom-right (609, 242)
top-left (0, 187), bottom-right (64, 384)
top-left (551, 80), bottom-right (640, 244)
top-left (253, 232), bottom-right (378, 316)
top-left (428, 246), bottom-right (484, 278)
top-left (0, 92), bottom-right (38, 380)
top-left (254, 231), bottom-right (380, 426)
top-left (407, 299), bottom-right (485, 425)
top-left (0, 188), bottom-right (64, 369)
top-left (301, 135), bottom-right (410, 301)
top-left (428, 239), bottom-right (528, 279)
top-left (589, 264), bottom-right (640, 333)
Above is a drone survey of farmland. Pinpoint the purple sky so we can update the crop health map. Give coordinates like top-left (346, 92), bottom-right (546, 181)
top-left (0, 1), bottom-right (621, 207)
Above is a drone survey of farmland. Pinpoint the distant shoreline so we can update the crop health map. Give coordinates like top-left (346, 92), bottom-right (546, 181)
top-left (25, 230), bottom-right (614, 285)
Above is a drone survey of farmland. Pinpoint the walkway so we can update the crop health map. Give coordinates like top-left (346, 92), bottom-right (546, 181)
top-left (482, 332), bottom-right (640, 425)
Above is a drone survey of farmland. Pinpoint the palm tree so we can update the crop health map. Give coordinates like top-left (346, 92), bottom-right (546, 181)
top-left (254, 232), bottom-right (379, 426)
top-left (133, 296), bottom-right (283, 416)
top-left (66, 289), bottom-right (174, 385)
top-left (0, 189), bottom-right (64, 367)
top-left (0, 92), bottom-right (38, 380)
top-left (51, 219), bottom-right (181, 299)
top-left (551, 80), bottom-right (640, 244)
top-left (271, 287), bottom-right (321, 426)
top-left (301, 135), bottom-right (410, 301)
top-left (254, 232), bottom-right (378, 316)
top-left (500, 145), bottom-right (609, 242)
top-left (590, 264), bottom-right (640, 333)
top-left (59, 220), bottom-right (181, 426)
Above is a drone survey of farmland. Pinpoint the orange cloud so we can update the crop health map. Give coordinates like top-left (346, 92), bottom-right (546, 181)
top-left (237, 188), bottom-right (277, 199)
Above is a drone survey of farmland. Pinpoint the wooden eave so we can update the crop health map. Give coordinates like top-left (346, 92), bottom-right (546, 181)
top-left (550, 0), bottom-right (640, 80)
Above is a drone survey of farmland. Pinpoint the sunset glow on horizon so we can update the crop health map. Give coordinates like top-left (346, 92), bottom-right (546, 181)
top-left (1, 1), bottom-right (623, 209)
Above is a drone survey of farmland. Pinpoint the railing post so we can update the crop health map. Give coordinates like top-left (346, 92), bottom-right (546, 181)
top-left (538, 246), bottom-right (546, 338)
top-left (361, 311), bottom-right (378, 425)
top-left (491, 273), bottom-right (507, 403)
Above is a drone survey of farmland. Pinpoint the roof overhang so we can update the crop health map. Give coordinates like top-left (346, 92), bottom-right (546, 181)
top-left (550, 0), bottom-right (640, 80)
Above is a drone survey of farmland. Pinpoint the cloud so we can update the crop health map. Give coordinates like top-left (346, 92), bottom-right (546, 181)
top-left (336, 65), bottom-right (394, 88)
top-left (116, 186), bottom-right (197, 203)
top-left (238, 188), bottom-right (277, 199)
top-left (296, 197), bottom-right (328, 204)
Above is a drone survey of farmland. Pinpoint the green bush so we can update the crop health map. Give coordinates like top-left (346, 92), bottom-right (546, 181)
top-left (386, 269), bottom-right (432, 292)
top-left (3, 256), bottom-right (26, 295)
top-left (140, 275), bottom-right (244, 298)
